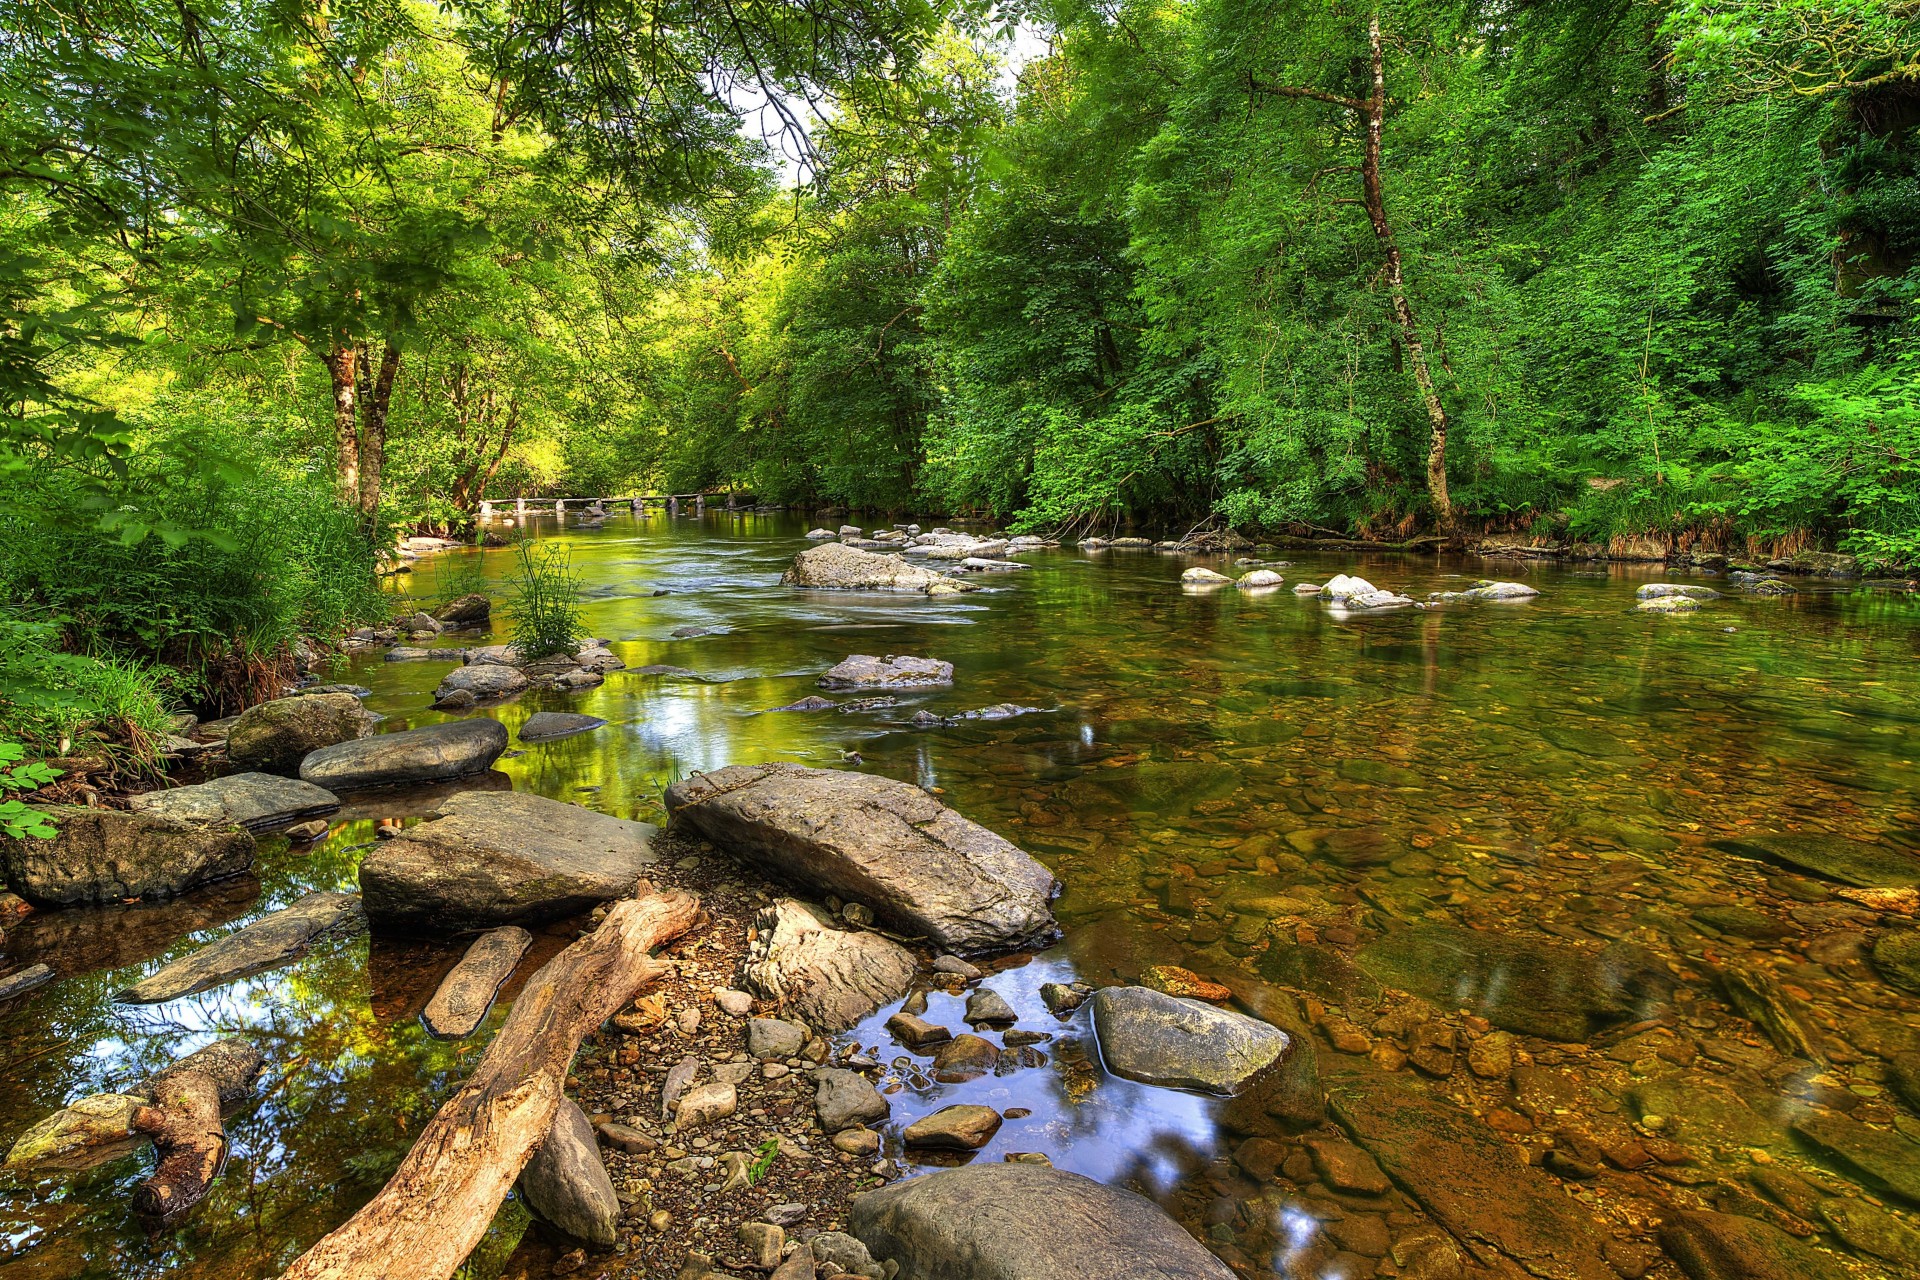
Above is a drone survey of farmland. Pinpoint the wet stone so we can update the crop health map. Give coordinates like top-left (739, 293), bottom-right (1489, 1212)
top-left (1305, 1135), bottom-right (1390, 1194)
top-left (1658, 1210), bottom-right (1851, 1280)
top-left (1089, 985), bottom-right (1289, 1096)
top-left (887, 1012), bottom-right (952, 1050)
top-left (930, 1034), bottom-right (1000, 1078)
top-left (118, 891), bottom-right (364, 1003)
top-left (902, 1104), bottom-right (1002, 1150)
top-left (963, 988), bottom-right (1016, 1026)
top-left (422, 925), bottom-right (532, 1038)
top-left (1790, 1109), bottom-right (1920, 1203)
top-left (1713, 833), bottom-right (1920, 890)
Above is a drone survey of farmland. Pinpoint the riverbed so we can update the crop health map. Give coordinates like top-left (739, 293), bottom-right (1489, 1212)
top-left (3, 511), bottom-right (1919, 1279)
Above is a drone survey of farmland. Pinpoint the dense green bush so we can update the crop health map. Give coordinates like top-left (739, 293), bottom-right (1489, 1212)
top-left (502, 539), bottom-right (585, 660)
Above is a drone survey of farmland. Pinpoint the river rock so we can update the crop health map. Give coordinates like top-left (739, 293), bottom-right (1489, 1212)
top-left (1356, 925), bottom-right (1671, 1042)
top-left (782, 543), bottom-right (978, 595)
top-left (1790, 1109), bottom-right (1920, 1202)
top-left (3, 807), bottom-right (254, 906)
top-left (673, 1082), bottom-right (736, 1131)
top-left (1714, 833), bottom-right (1920, 888)
top-left (964, 988), bottom-right (1016, 1025)
top-left (818, 655), bottom-right (954, 690)
top-left (806, 528), bottom-right (837, 539)
top-left (226, 693), bottom-right (375, 775)
top-left (519, 1098), bottom-right (619, 1245)
top-left (1180, 567), bottom-right (1232, 585)
top-left (1637, 583), bottom-right (1721, 601)
top-left (1237, 569), bottom-right (1285, 588)
top-left (1327, 1070), bottom-right (1614, 1280)
top-left (433, 663), bottom-right (529, 705)
top-left (300, 718), bottom-right (509, 791)
top-left (902, 1104), bottom-right (1001, 1150)
top-left (737, 899), bottom-right (916, 1031)
top-left (1637, 594), bottom-right (1700, 613)
top-left (850, 1162), bottom-right (1234, 1280)
top-left (130, 773), bottom-right (340, 831)
top-left (814, 1067), bottom-right (891, 1133)
top-left (4, 1093), bottom-right (144, 1169)
top-left (435, 593), bottom-right (491, 625)
top-left (1658, 1210), bottom-right (1850, 1280)
top-left (666, 764), bottom-right (1057, 952)
top-left (1873, 930), bottom-right (1920, 993)
top-left (1089, 985), bottom-right (1289, 1095)
top-left (746, 1017), bottom-right (807, 1059)
top-left (931, 1034), bottom-right (1000, 1077)
top-left (422, 926), bottom-right (533, 1038)
top-left (0, 963), bottom-right (54, 1001)
top-left (518, 712), bottom-right (606, 741)
top-left (359, 791), bottom-right (657, 930)
top-left (118, 891), bottom-right (365, 1002)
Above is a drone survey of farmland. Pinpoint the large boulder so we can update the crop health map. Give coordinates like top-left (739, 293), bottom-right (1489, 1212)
top-left (227, 693), bottom-right (375, 775)
top-left (819, 655), bottom-right (954, 691)
top-left (2, 807), bottom-right (253, 906)
top-left (300, 719), bottom-right (508, 792)
top-left (1356, 924), bottom-right (1672, 1042)
top-left (518, 1098), bottom-right (619, 1246)
top-left (850, 1163), bottom-right (1234, 1280)
top-left (782, 543), bottom-right (977, 596)
top-left (432, 664), bottom-right (529, 704)
top-left (1089, 986), bottom-right (1290, 1096)
top-left (129, 773), bottom-right (339, 831)
top-left (118, 891), bottom-right (365, 1003)
top-left (738, 899), bottom-right (917, 1031)
top-left (434, 593), bottom-right (492, 625)
top-left (666, 764), bottom-right (1057, 952)
top-left (359, 791), bottom-right (658, 930)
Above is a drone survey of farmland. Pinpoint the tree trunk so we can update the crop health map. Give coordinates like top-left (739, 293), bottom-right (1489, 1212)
top-left (129, 1039), bottom-right (264, 1219)
top-left (278, 890), bottom-right (701, 1280)
top-left (323, 346), bottom-right (361, 504)
top-left (1355, 11), bottom-right (1452, 533)
top-left (358, 341), bottom-right (401, 518)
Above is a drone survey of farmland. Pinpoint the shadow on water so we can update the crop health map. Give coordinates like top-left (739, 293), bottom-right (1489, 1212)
top-left (4, 509), bottom-right (1920, 1277)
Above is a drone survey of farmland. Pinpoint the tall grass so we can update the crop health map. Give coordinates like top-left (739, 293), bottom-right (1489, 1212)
top-left (503, 540), bottom-right (584, 660)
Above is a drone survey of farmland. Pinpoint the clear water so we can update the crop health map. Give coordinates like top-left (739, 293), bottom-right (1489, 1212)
top-left (4, 511), bottom-right (1918, 1278)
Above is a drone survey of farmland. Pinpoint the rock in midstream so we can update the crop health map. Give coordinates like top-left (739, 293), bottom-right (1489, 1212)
top-left (517, 711), bottom-right (606, 742)
top-left (850, 1162), bottom-right (1234, 1280)
top-left (518, 1097), bottom-right (619, 1246)
top-left (226, 692), bottom-right (375, 775)
top-left (818, 655), bottom-right (954, 690)
top-left (299, 718), bottom-right (509, 792)
top-left (117, 892), bottom-right (365, 1003)
top-left (737, 899), bottom-right (916, 1031)
top-left (0, 963), bottom-right (54, 1002)
top-left (2, 807), bottom-right (254, 906)
top-left (359, 791), bottom-right (657, 930)
top-left (422, 926), bottom-right (532, 1038)
top-left (781, 543), bottom-right (976, 595)
top-left (1088, 985), bottom-right (1289, 1096)
top-left (129, 773), bottom-right (341, 832)
top-left (666, 764), bottom-right (1057, 952)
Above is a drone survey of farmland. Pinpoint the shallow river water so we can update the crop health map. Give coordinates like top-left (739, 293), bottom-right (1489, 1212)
top-left (4, 512), bottom-right (1920, 1279)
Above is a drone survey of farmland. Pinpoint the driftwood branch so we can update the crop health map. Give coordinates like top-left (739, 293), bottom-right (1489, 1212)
top-left (278, 889), bottom-right (701, 1280)
top-left (131, 1038), bottom-right (266, 1219)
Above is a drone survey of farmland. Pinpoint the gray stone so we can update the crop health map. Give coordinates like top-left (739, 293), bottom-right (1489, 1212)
top-left (1327, 1071), bottom-right (1614, 1280)
top-left (1356, 925), bottom-right (1670, 1042)
top-left (300, 719), bottom-right (509, 792)
top-left (0, 963), bottom-right (54, 1001)
top-left (813, 1068), bottom-right (890, 1133)
top-left (737, 899), bottom-right (916, 1032)
top-left (519, 1098), bottom-right (619, 1245)
top-left (666, 764), bottom-right (1057, 952)
top-left (850, 1162), bottom-right (1234, 1280)
top-left (3, 806), bottom-right (254, 906)
top-left (782, 543), bottom-right (977, 596)
top-left (130, 773), bottom-right (340, 831)
top-left (1713, 833), bottom-right (1920, 889)
top-left (1636, 583), bottom-right (1721, 601)
top-left (1089, 985), bottom-right (1289, 1096)
top-left (746, 1017), bottom-right (807, 1060)
top-left (818, 655), bottom-right (955, 690)
top-left (519, 712), bottom-right (606, 742)
top-left (963, 989), bottom-right (1016, 1026)
top-left (227, 693), bottom-right (375, 775)
top-left (118, 891), bottom-right (364, 1003)
top-left (433, 664), bottom-right (528, 704)
top-left (360, 791), bottom-right (657, 930)
top-left (673, 1082), bottom-right (736, 1131)
top-left (422, 926), bottom-right (532, 1038)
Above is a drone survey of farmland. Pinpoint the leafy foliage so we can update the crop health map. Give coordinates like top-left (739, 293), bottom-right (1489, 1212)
top-left (0, 741), bottom-right (62, 839)
top-left (503, 540), bottom-right (586, 661)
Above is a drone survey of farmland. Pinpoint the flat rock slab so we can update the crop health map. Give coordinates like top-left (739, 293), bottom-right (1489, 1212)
top-left (130, 773), bottom-right (340, 831)
top-left (666, 764), bottom-right (1057, 952)
top-left (118, 891), bottom-right (365, 1003)
top-left (1326, 1071), bottom-right (1614, 1280)
top-left (1714, 832), bottom-right (1920, 889)
top-left (738, 899), bottom-right (916, 1031)
top-left (781, 543), bottom-right (977, 596)
top-left (3, 806), bottom-right (254, 906)
top-left (300, 719), bottom-right (509, 792)
top-left (1791, 1109), bottom-right (1920, 1203)
top-left (519, 1097), bottom-right (619, 1246)
top-left (1356, 924), bottom-right (1671, 1042)
top-left (0, 963), bottom-right (54, 1001)
top-left (850, 1162), bottom-right (1234, 1280)
top-left (902, 1104), bottom-right (1001, 1150)
top-left (519, 712), bottom-right (607, 742)
top-left (818, 655), bottom-right (954, 690)
top-left (360, 791), bottom-right (658, 930)
top-left (5, 1092), bottom-right (143, 1169)
top-left (422, 926), bottom-right (532, 1038)
top-left (1659, 1210), bottom-right (1852, 1280)
top-left (1089, 985), bottom-right (1288, 1096)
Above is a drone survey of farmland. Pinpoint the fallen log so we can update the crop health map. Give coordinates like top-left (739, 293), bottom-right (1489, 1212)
top-left (278, 888), bottom-right (699, 1280)
top-left (132, 1039), bottom-right (266, 1218)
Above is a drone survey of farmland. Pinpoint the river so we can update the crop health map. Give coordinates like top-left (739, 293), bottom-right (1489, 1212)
top-left (3, 511), bottom-right (1918, 1278)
